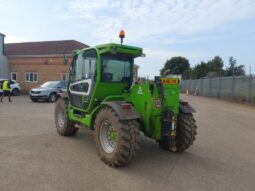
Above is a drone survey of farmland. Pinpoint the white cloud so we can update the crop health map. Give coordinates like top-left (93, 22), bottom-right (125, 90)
top-left (0, 0), bottom-right (253, 78)
top-left (55, 0), bottom-right (255, 77)
top-left (61, 0), bottom-right (255, 44)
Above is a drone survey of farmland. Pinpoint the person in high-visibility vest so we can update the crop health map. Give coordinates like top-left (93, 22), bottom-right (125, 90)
top-left (0, 80), bottom-right (12, 102)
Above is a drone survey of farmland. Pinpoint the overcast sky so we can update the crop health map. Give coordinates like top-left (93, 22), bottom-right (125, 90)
top-left (1, 0), bottom-right (255, 77)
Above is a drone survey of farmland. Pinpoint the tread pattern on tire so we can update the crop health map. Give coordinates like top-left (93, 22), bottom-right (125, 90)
top-left (94, 107), bottom-right (140, 167)
top-left (55, 98), bottom-right (78, 136)
top-left (160, 113), bottom-right (197, 152)
top-left (176, 113), bottom-right (197, 152)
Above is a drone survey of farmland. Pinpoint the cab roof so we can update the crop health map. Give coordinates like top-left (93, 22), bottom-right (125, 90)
top-left (75, 43), bottom-right (143, 58)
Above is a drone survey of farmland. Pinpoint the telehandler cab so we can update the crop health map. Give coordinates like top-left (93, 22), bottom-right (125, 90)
top-left (55, 31), bottom-right (197, 167)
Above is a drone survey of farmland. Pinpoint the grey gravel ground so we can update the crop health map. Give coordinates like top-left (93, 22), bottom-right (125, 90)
top-left (0, 95), bottom-right (255, 191)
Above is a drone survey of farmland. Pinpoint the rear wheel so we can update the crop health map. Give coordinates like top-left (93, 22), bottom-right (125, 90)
top-left (94, 107), bottom-right (140, 167)
top-left (55, 98), bottom-right (78, 136)
top-left (176, 113), bottom-right (197, 152)
top-left (160, 113), bottom-right (197, 152)
top-left (12, 88), bottom-right (20, 96)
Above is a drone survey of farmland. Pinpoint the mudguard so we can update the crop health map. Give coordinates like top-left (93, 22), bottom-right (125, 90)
top-left (179, 101), bottom-right (196, 114)
top-left (103, 101), bottom-right (140, 121)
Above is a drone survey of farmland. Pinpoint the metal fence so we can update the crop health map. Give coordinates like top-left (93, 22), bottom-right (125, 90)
top-left (181, 75), bottom-right (255, 103)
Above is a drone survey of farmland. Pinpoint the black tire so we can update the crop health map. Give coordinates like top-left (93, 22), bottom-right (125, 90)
top-left (49, 93), bottom-right (57, 103)
top-left (176, 113), bottom-right (197, 152)
top-left (31, 98), bottom-right (38, 102)
top-left (94, 107), bottom-right (140, 167)
top-left (12, 88), bottom-right (20, 96)
top-left (160, 113), bottom-right (197, 152)
top-left (55, 98), bottom-right (78, 136)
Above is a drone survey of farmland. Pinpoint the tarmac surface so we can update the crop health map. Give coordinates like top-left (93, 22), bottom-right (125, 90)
top-left (0, 95), bottom-right (255, 191)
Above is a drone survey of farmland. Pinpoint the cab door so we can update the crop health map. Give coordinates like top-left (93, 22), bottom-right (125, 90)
top-left (68, 49), bottom-right (97, 110)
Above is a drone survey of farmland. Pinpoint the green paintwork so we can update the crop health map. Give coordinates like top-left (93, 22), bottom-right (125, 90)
top-left (124, 82), bottom-right (180, 140)
top-left (95, 43), bottom-right (143, 58)
top-left (67, 42), bottom-right (180, 141)
top-left (69, 44), bottom-right (138, 114)
top-left (109, 129), bottom-right (117, 142)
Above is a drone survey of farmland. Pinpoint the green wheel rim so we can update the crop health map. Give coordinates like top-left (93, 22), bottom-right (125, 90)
top-left (99, 120), bottom-right (117, 153)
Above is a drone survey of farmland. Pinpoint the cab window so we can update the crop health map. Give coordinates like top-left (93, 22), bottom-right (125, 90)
top-left (69, 50), bottom-right (97, 82)
top-left (101, 55), bottom-right (132, 82)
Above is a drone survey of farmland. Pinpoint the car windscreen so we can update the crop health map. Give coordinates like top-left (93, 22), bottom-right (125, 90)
top-left (40, 81), bottom-right (59, 88)
top-left (60, 82), bottom-right (67, 88)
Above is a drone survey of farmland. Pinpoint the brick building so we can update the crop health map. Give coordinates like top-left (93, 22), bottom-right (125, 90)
top-left (5, 40), bottom-right (88, 93)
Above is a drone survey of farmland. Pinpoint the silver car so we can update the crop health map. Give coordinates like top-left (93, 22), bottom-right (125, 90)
top-left (29, 81), bottom-right (67, 102)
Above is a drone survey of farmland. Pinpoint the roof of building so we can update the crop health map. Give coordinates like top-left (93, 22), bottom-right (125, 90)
top-left (5, 40), bottom-right (89, 56)
top-left (0, 33), bottom-right (5, 37)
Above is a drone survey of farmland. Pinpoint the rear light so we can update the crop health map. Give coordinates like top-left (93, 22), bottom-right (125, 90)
top-left (121, 103), bottom-right (132, 110)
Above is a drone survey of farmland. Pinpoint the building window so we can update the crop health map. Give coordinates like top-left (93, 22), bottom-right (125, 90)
top-left (25, 72), bottom-right (38, 82)
top-left (61, 73), bottom-right (67, 81)
top-left (11, 72), bottom-right (17, 81)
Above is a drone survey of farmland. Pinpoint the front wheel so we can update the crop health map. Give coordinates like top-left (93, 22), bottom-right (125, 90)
top-left (55, 98), bottom-right (78, 136)
top-left (31, 98), bottom-right (38, 102)
top-left (94, 107), bottom-right (140, 167)
top-left (49, 93), bottom-right (57, 102)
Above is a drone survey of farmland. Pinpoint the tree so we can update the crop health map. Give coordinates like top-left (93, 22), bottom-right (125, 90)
top-left (207, 56), bottom-right (224, 76)
top-left (160, 56), bottom-right (190, 76)
top-left (160, 55), bottom-right (245, 79)
top-left (191, 56), bottom-right (224, 79)
top-left (193, 62), bottom-right (208, 79)
top-left (224, 57), bottom-right (245, 76)
top-left (183, 68), bottom-right (194, 79)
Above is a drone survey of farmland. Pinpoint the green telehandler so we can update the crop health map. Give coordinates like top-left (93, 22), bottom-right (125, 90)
top-left (55, 31), bottom-right (197, 167)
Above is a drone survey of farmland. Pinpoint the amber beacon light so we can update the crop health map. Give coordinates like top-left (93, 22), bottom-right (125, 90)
top-left (119, 30), bottom-right (125, 44)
